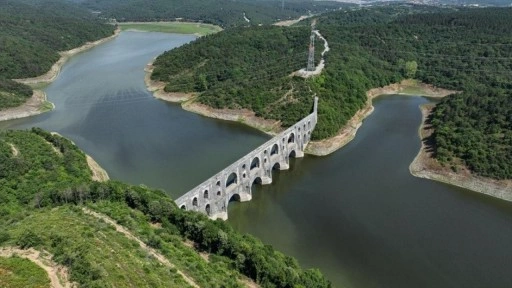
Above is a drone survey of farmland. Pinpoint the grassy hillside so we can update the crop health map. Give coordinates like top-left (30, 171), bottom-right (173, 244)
top-left (0, 257), bottom-right (50, 288)
top-left (0, 128), bottom-right (331, 287)
top-left (118, 22), bottom-right (223, 36)
top-left (150, 4), bottom-right (512, 179)
top-left (3, 206), bottom-right (195, 287)
top-left (0, 0), bottom-right (115, 110)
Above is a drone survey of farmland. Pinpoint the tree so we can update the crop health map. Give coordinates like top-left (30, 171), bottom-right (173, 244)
top-left (405, 60), bottom-right (418, 78)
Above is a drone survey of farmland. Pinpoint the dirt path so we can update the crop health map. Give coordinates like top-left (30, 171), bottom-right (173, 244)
top-left (274, 15), bottom-right (310, 26)
top-left (294, 29), bottom-right (329, 78)
top-left (82, 208), bottom-right (200, 288)
top-left (0, 247), bottom-right (74, 288)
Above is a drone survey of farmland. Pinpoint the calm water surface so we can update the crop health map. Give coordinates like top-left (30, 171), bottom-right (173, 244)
top-left (2, 32), bottom-right (511, 288)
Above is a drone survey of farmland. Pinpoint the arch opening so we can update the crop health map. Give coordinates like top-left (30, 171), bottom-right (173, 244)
top-left (226, 172), bottom-right (238, 188)
top-left (204, 190), bottom-right (209, 199)
top-left (289, 150), bottom-right (297, 158)
top-left (272, 162), bottom-right (281, 170)
top-left (252, 177), bottom-right (262, 185)
top-left (250, 157), bottom-right (260, 170)
top-left (180, 205), bottom-right (186, 210)
top-left (270, 144), bottom-right (279, 156)
top-left (229, 194), bottom-right (241, 203)
top-left (288, 133), bottom-right (295, 143)
top-left (205, 204), bottom-right (211, 216)
top-left (192, 197), bottom-right (198, 207)
top-left (217, 190), bottom-right (221, 196)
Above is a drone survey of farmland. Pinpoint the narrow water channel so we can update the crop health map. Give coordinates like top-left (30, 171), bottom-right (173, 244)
top-left (1, 32), bottom-right (511, 288)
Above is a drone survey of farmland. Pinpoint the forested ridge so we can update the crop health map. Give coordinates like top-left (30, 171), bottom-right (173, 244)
top-left (152, 4), bottom-right (512, 179)
top-left (0, 129), bottom-right (331, 287)
top-left (78, 0), bottom-right (348, 28)
top-left (0, 0), bottom-right (115, 109)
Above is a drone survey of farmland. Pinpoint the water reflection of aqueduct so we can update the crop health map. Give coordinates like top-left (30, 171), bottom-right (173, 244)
top-left (175, 97), bottom-right (318, 220)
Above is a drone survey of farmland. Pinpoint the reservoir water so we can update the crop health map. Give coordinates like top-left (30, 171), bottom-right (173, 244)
top-left (2, 32), bottom-right (512, 288)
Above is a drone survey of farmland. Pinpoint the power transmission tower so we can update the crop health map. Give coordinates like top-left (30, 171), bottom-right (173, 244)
top-left (307, 30), bottom-right (315, 72)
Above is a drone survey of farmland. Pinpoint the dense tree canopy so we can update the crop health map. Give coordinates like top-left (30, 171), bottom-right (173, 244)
top-left (78, 0), bottom-right (348, 27)
top-left (0, 0), bottom-right (115, 109)
top-left (431, 89), bottom-right (512, 179)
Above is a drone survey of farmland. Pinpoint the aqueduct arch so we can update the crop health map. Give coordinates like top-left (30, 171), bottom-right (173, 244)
top-left (175, 97), bottom-right (318, 220)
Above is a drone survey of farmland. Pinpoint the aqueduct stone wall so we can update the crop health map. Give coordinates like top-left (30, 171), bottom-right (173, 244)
top-left (175, 97), bottom-right (318, 220)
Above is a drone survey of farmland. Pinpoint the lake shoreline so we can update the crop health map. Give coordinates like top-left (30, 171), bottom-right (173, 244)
top-left (145, 60), bottom-right (283, 136)
top-left (409, 104), bottom-right (512, 201)
top-left (306, 79), bottom-right (458, 156)
top-left (146, 75), bottom-right (458, 155)
top-left (146, 69), bottom-right (459, 154)
top-left (0, 28), bottom-right (121, 122)
top-left (86, 155), bottom-right (110, 182)
top-left (0, 90), bottom-right (52, 122)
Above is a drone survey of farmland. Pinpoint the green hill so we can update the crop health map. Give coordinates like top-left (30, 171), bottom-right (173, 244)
top-left (0, 128), bottom-right (331, 287)
top-left (0, 0), bottom-right (115, 109)
top-left (150, 4), bottom-right (512, 179)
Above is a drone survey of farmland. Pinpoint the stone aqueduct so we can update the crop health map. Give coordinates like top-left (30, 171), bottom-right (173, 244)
top-left (175, 97), bottom-right (318, 220)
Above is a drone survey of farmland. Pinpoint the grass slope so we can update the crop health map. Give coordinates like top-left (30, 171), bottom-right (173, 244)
top-left (3, 206), bottom-right (194, 287)
top-left (118, 22), bottom-right (222, 36)
top-left (0, 257), bottom-right (49, 288)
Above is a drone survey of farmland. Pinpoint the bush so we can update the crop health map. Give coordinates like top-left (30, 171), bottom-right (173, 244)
top-left (16, 230), bottom-right (43, 249)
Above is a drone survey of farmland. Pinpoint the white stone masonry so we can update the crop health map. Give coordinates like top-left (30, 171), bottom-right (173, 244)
top-left (175, 97), bottom-right (318, 220)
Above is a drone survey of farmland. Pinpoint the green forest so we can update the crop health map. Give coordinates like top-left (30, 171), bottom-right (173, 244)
top-left (0, 129), bottom-right (331, 287)
top-left (431, 89), bottom-right (512, 179)
top-left (0, 0), bottom-right (115, 109)
top-left (151, 4), bottom-right (512, 179)
top-left (78, 0), bottom-right (348, 27)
